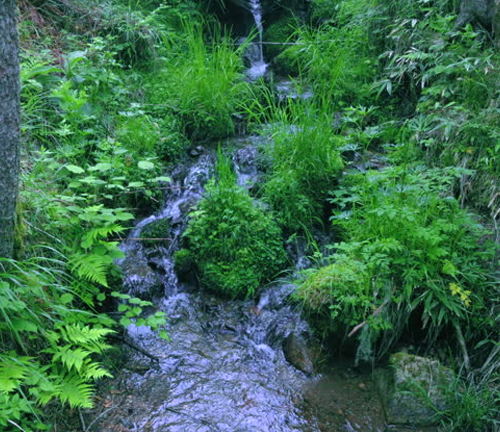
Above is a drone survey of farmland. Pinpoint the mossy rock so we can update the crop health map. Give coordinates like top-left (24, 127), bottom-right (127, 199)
top-left (376, 352), bottom-right (454, 427)
top-left (173, 248), bottom-right (195, 275)
top-left (272, 47), bottom-right (301, 77)
top-left (263, 15), bottom-right (297, 60)
top-left (141, 218), bottom-right (170, 248)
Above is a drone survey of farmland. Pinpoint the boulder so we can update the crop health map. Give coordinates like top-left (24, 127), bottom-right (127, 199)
top-left (122, 258), bottom-right (163, 301)
top-left (376, 352), bottom-right (454, 427)
top-left (283, 332), bottom-right (314, 375)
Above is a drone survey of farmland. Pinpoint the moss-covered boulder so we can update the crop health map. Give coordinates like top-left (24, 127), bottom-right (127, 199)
top-left (263, 15), bottom-right (297, 60)
top-left (141, 218), bottom-right (170, 248)
top-left (376, 353), bottom-right (454, 427)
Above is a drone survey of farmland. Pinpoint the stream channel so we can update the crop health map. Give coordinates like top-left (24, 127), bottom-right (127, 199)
top-left (89, 136), bottom-right (385, 432)
top-left (85, 2), bottom-right (387, 430)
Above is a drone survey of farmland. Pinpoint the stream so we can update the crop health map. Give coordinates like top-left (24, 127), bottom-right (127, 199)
top-left (86, 136), bottom-right (385, 432)
top-left (84, 2), bottom-right (386, 429)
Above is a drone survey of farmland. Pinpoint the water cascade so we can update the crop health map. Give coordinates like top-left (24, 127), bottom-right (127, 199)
top-left (245, 0), bottom-right (268, 79)
top-left (98, 140), bottom-right (323, 431)
top-left (95, 119), bottom-right (384, 432)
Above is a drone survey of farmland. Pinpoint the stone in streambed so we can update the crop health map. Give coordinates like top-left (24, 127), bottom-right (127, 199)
top-left (375, 352), bottom-right (454, 427)
top-left (283, 332), bottom-right (314, 375)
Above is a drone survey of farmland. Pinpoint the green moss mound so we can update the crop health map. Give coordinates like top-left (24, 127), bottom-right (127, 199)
top-left (183, 153), bottom-right (287, 298)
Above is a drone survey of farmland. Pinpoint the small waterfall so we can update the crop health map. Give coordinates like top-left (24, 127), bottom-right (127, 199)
top-left (246, 0), bottom-right (268, 79)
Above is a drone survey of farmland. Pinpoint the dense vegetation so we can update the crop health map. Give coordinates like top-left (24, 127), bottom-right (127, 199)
top-left (1, 0), bottom-right (500, 430)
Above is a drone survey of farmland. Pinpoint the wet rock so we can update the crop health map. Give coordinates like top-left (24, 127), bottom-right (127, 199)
top-left (123, 260), bottom-right (163, 301)
top-left (283, 332), bottom-right (314, 375)
top-left (375, 352), bottom-right (454, 427)
top-left (189, 145), bottom-right (204, 157)
top-left (232, 144), bottom-right (260, 190)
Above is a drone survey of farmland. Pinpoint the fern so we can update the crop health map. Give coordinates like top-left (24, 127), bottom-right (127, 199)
top-left (52, 346), bottom-right (91, 372)
top-left (81, 361), bottom-right (113, 380)
top-left (80, 223), bottom-right (125, 249)
top-left (0, 355), bottom-right (31, 393)
top-left (56, 372), bottom-right (95, 408)
top-left (60, 324), bottom-right (113, 353)
top-left (69, 252), bottom-right (111, 286)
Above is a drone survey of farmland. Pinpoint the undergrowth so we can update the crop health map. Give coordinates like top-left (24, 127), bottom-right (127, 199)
top-left (181, 152), bottom-right (287, 298)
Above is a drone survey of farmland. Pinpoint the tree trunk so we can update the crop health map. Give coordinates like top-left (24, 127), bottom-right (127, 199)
top-left (456, 0), bottom-right (498, 31)
top-left (0, 0), bottom-right (21, 259)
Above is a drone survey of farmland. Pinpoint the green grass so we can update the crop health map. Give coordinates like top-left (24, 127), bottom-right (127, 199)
top-left (149, 20), bottom-right (251, 141)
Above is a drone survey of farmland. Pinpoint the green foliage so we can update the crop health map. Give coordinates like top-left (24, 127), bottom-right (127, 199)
top-left (281, 1), bottom-right (377, 103)
top-left (14, 0), bottom-right (500, 429)
top-left (0, 259), bottom-right (117, 429)
top-left (115, 113), bottom-right (160, 156)
top-left (111, 292), bottom-right (168, 339)
top-left (295, 165), bottom-right (495, 360)
top-left (437, 376), bottom-right (500, 432)
top-left (247, 93), bottom-right (344, 231)
top-left (7, 6), bottom-right (177, 428)
top-left (183, 152), bottom-right (287, 297)
top-left (149, 21), bottom-right (250, 141)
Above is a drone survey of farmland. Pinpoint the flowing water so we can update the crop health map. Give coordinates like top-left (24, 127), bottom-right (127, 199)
top-left (86, 137), bottom-right (386, 432)
top-left (245, 0), bottom-right (268, 79)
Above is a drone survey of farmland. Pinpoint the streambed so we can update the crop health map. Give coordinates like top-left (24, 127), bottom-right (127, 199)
top-left (77, 136), bottom-right (387, 432)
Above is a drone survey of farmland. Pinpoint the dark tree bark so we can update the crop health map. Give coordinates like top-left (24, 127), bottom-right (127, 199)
top-left (456, 0), bottom-right (499, 33)
top-left (0, 0), bottom-right (21, 259)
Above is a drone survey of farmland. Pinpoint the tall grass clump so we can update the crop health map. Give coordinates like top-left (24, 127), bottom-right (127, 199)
top-left (149, 20), bottom-right (251, 141)
top-left (247, 93), bottom-right (344, 231)
top-left (277, 0), bottom-right (377, 104)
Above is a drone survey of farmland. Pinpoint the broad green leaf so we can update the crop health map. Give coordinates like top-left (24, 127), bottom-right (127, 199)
top-left (66, 165), bottom-right (85, 174)
top-left (138, 161), bottom-right (155, 170)
top-left (11, 319), bottom-right (38, 333)
top-left (88, 163), bottom-right (113, 172)
top-left (60, 293), bottom-right (74, 304)
top-left (151, 176), bottom-right (171, 183)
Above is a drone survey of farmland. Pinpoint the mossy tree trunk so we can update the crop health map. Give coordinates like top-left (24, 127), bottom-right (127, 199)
top-left (456, 0), bottom-right (499, 32)
top-left (0, 0), bottom-right (21, 259)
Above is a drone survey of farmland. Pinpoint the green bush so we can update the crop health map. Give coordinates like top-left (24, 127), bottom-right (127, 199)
top-left (116, 114), bottom-right (160, 156)
top-left (183, 153), bottom-right (287, 297)
top-left (295, 165), bottom-right (495, 360)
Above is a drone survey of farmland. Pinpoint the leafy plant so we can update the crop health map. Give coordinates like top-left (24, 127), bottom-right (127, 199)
top-left (148, 20), bottom-right (250, 141)
top-left (295, 165), bottom-right (495, 361)
top-left (183, 152), bottom-right (287, 297)
top-left (0, 258), bottom-right (116, 430)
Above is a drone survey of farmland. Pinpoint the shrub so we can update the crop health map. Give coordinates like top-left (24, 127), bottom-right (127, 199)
top-left (115, 114), bottom-right (160, 156)
top-left (295, 165), bottom-right (496, 361)
top-left (183, 153), bottom-right (287, 297)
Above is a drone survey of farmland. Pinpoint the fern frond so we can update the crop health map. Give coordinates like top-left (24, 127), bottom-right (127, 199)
top-left (69, 252), bottom-right (109, 286)
top-left (56, 373), bottom-right (94, 408)
top-left (0, 355), bottom-right (31, 393)
top-left (62, 324), bottom-right (114, 348)
top-left (81, 361), bottom-right (112, 380)
top-left (52, 346), bottom-right (91, 372)
top-left (80, 224), bottom-right (125, 249)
